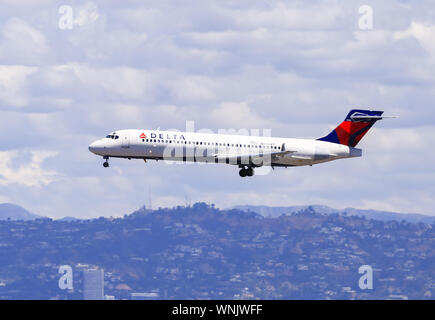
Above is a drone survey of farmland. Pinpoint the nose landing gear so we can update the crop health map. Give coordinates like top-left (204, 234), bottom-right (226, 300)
top-left (103, 156), bottom-right (109, 168)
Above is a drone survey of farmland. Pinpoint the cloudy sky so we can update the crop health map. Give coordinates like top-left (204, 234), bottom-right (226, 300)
top-left (0, 0), bottom-right (434, 218)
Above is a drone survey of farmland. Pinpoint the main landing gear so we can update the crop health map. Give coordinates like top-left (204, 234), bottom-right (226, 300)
top-left (239, 166), bottom-right (254, 177)
top-left (103, 156), bottom-right (109, 168)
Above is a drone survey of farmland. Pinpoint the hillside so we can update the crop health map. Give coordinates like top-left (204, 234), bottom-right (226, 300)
top-left (234, 205), bottom-right (435, 224)
top-left (0, 203), bottom-right (42, 221)
top-left (0, 203), bottom-right (433, 300)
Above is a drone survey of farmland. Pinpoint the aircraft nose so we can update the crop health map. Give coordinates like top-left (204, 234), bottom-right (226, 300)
top-left (88, 141), bottom-right (97, 153)
top-left (89, 140), bottom-right (104, 154)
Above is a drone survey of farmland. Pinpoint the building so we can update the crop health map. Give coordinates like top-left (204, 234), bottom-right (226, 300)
top-left (83, 268), bottom-right (104, 300)
top-left (131, 292), bottom-right (159, 300)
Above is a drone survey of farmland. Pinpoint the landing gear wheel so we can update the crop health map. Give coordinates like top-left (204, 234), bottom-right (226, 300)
top-left (239, 169), bottom-right (247, 177)
top-left (239, 166), bottom-right (254, 177)
top-left (102, 156), bottom-right (109, 168)
top-left (246, 167), bottom-right (254, 176)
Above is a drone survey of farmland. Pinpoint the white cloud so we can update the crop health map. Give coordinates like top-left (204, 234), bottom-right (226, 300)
top-left (211, 101), bottom-right (277, 129)
top-left (368, 126), bottom-right (435, 151)
top-left (65, 63), bottom-right (151, 100)
top-left (0, 150), bottom-right (59, 187)
top-left (232, 2), bottom-right (343, 30)
top-left (0, 18), bottom-right (49, 64)
top-left (0, 65), bottom-right (38, 107)
top-left (169, 75), bottom-right (216, 101)
top-left (393, 22), bottom-right (435, 62)
top-left (3, 18), bottom-right (47, 48)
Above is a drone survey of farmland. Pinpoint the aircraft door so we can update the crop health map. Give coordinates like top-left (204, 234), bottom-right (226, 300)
top-left (121, 133), bottom-right (130, 148)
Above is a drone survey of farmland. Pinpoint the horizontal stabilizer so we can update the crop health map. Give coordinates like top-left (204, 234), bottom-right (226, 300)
top-left (350, 115), bottom-right (398, 121)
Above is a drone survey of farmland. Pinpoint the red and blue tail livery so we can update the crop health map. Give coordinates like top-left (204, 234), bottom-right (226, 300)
top-left (318, 109), bottom-right (386, 147)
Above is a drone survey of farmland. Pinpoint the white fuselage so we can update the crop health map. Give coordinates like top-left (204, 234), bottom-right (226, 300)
top-left (89, 129), bottom-right (362, 168)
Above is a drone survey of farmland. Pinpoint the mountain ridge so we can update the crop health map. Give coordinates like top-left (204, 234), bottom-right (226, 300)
top-left (234, 204), bottom-right (435, 224)
top-left (0, 203), bottom-right (42, 221)
top-left (1, 202), bottom-right (433, 224)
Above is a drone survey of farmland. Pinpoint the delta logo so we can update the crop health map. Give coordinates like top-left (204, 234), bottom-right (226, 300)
top-left (139, 132), bottom-right (146, 139)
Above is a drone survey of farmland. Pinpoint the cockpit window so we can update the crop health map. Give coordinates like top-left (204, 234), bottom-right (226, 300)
top-left (105, 134), bottom-right (119, 139)
top-left (106, 135), bottom-right (113, 139)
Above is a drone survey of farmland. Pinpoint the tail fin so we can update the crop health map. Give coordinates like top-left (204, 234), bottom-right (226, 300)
top-left (318, 109), bottom-right (386, 147)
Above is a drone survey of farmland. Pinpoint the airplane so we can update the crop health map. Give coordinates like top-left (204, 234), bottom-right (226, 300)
top-left (88, 109), bottom-right (395, 177)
